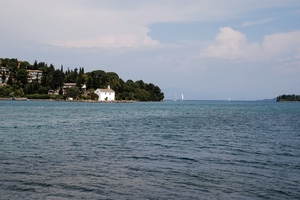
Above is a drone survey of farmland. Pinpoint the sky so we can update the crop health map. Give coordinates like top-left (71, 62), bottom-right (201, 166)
top-left (1, 0), bottom-right (300, 100)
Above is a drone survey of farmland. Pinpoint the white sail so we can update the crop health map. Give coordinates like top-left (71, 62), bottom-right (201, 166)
top-left (180, 94), bottom-right (184, 101)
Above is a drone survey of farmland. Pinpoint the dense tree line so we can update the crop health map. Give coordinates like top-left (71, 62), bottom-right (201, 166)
top-left (0, 58), bottom-right (164, 101)
top-left (276, 94), bottom-right (300, 102)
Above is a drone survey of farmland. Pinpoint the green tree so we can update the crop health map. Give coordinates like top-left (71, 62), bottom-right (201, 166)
top-left (7, 75), bottom-right (13, 85)
top-left (16, 69), bottom-right (28, 85)
top-left (0, 85), bottom-right (13, 97)
top-left (135, 80), bottom-right (145, 89)
top-left (47, 64), bottom-right (55, 89)
top-left (14, 88), bottom-right (24, 97)
top-left (38, 62), bottom-right (47, 70)
top-left (106, 72), bottom-right (121, 91)
top-left (76, 68), bottom-right (85, 88)
top-left (65, 70), bottom-right (77, 83)
top-left (40, 66), bottom-right (49, 87)
top-left (23, 82), bottom-right (36, 94)
top-left (33, 60), bottom-right (38, 70)
top-left (52, 69), bottom-right (64, 89)
top-left (86, 75), bottom-right (93, 89)
top-left (38, 86), bottom-right (48, 94)
top-left (8, 61), bottom-right (18, 78)
top-left (123, 80), bottom-right (136, 93)
top-left (90, 70), bottom-right (106, 89)
top-left (66, 86), bottom-right (81, 98)
top-left (20, 61), bottom-right (30, 69)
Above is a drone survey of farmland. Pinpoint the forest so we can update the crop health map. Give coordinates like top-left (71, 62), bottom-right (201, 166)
top-left (276, 94), bottom-right (300, 102)
top-left (0, 58), bottom-right (164, 101)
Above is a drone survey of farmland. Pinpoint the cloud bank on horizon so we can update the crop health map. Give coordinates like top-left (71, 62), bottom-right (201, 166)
top-left (199, 27), bottom-right (300, 61)
top-left (1, 0), bottom-right (299, 100)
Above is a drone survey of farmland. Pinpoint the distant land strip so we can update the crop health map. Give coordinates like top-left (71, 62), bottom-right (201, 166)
top-left (276, 94), bottom-right (300, 102)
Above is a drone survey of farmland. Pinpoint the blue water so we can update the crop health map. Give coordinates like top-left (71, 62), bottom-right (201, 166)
top-left (0, 100), bottom-right (299, 199)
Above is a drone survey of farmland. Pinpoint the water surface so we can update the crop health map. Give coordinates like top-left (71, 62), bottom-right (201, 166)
top-left (0, 100), bottom-right (299, 199)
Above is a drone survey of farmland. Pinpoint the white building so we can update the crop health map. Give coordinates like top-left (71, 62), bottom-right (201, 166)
top-left (27, 70), bottom-right (43, 83)
top-left (94, 85), bottom-right (115, 101)
top-left (0, 67), bottom-right (9, 74)
top-left (0, 67), bottom-right (9, 85)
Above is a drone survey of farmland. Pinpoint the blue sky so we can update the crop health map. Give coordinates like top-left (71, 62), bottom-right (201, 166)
top-left (1, 0), bottom-right (299, 100)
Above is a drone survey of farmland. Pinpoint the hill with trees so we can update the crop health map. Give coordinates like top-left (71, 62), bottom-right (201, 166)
top-left (276, 94), bottom-right (300, 102)
top-left (0, 58), bottom-right (164, 101)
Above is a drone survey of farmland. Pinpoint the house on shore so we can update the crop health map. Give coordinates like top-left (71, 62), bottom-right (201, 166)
top-left (94, 85), bottom-right (115, 101)
top-left (62, 83), bottom-right (76, 95)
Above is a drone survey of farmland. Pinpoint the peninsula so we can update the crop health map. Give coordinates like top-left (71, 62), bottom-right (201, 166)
top-left (0, 58), bottom-right (164, 101)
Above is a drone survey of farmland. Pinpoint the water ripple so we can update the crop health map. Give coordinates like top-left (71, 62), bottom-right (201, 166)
top-left (0, 100), bottom-right (299, 199)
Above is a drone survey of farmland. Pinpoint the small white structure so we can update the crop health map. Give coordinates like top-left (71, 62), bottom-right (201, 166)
top-left (94, 85), bottom-right (115, 101)
top-left (81, 84), bottom-right (86, 91)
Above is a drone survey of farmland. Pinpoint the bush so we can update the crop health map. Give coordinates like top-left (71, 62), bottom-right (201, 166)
top-left (27, 94), bottom-right (50, 99)
top-left (50, 95), bottom-right (64, 100)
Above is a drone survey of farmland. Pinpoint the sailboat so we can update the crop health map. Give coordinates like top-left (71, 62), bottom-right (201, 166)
top-left (173, 93), bottom-right (177, 101)
top-left (180, 94), bottom-right (184, 101)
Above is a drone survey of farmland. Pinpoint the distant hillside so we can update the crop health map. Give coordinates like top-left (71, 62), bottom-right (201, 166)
top-left (0, 58), bottom-right (164, 101)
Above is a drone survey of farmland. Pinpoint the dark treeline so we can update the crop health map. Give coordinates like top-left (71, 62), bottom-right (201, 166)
top-left (277, 94), bottom-right (300, 102)
top-left (0, 58), bottom-right (164, 101)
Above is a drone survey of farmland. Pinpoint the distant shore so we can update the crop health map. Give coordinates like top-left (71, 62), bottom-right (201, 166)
top-left (0, 98), bottom-right (136, 103)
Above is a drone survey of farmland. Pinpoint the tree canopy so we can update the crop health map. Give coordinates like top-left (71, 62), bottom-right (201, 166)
top-left (277, 94), bottom-right (300, 102)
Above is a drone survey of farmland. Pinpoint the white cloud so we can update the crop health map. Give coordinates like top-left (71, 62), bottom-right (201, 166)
top-left (199, 27), bottom-right (260, 60)
top-left (262, 31), bottom-right (300, 60)
top-left (1, 0), bottom-right (299, 49)
top-left (51, 27), bottom-right (161, 48)
top-left (242, 18), bottom-right (272, 27)
top-left (199, 27), bottom-right (300, 61)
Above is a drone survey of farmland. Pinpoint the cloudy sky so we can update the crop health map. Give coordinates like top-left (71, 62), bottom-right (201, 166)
top-left (1, 0), bottom-right (299, 100)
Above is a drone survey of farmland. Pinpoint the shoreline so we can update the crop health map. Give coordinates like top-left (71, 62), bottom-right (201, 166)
top-left (0, 98), bottom-right (137, 103)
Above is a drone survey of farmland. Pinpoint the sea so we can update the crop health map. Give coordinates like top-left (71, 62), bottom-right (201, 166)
top-left (0, 100), bottom-right (299, 199)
